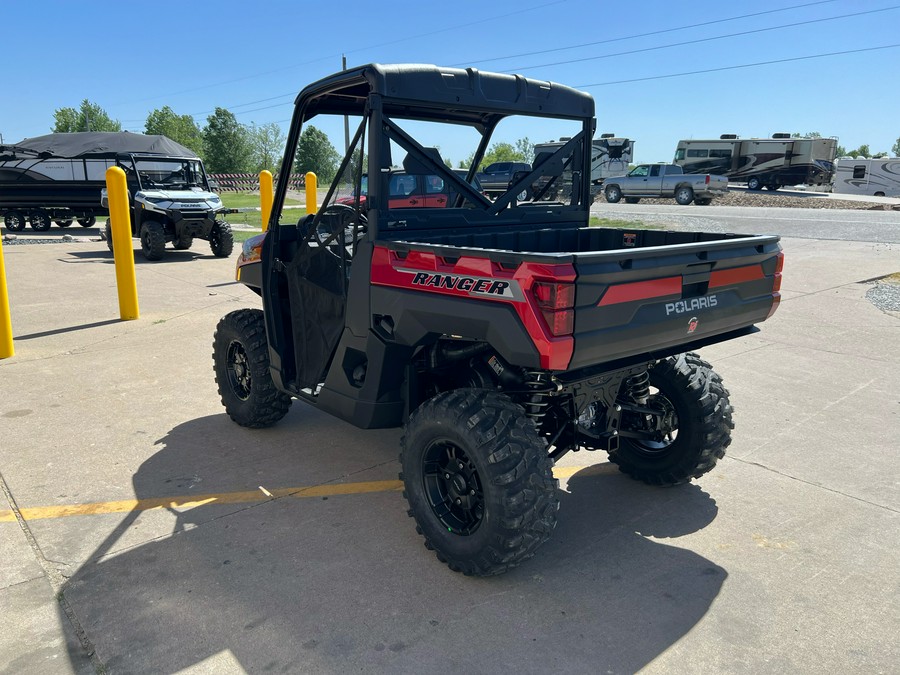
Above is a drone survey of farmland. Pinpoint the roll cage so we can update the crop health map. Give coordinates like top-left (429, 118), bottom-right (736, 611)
top-left (269, 63), bottom-right (597, 247)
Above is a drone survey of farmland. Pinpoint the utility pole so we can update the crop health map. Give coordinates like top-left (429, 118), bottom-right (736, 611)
top-left (343, 54), bottom-right (350, 153)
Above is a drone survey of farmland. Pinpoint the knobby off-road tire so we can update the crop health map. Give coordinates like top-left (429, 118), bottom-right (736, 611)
top-left (213, 308), bottom-right (292, 428)
top-left (610, 353), bottom-right (733, 486)
top-left (209, 220), bottom-right (234, 258)
top-left (173, 235), bottom-right (193, 250)
top-left (140, 221), bottom-right (166, 260)
top-left (104, 220), bottom-right (114, 253)
top-left (400, 389), bottom-right (559, 576)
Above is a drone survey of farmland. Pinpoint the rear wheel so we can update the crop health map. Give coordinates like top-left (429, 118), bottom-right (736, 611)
top-left (674, 186), bottom-right (694, 205)
top-left (104, 220), bottom-right (114, 254)
top-left (78, 216), bottom-right (96, 228)
top-left (30, 210), bottom-right (52, 231)
top-left (605, 184), bottom-right (622, 203)
top-left (4, 211), bottom-right (26, 232)
top-left (55, 219), bottom-right (73, 228)
top-left (747, 176), bottom-right (762, 191)
top-left (140, 221), bottom-right (166, 260)
top-left (213, 308), bottom-right (292, 428)
top-left (400, 389), bottom-right (559, 576)
top-left (209, 220), bottom-right (233, 257)
top-left (610, 353), bottom-right (733, 486)
top-left (173, 235), bottom-right (193, 250)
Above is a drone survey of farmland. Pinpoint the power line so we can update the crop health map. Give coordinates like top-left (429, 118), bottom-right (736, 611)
top-left (502, 5), bottom-right (899, 73)
top-left (453, 0), bottom-right (842, 67)
top-left (575, 43), bottom-right (900, 87)
top-left (114, 0), bottom-right (570, 109)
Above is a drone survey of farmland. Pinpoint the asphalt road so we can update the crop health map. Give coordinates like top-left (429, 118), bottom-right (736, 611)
top-left (592, 202), bottom-right (900, 243)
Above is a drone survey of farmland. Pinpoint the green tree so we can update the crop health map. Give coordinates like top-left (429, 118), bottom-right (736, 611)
top-left (293, 126), bottom-right (340, 183)
top-left (52, 100), bottom-right (121, 133)
top-left (145, 106), bottom-right (203, 157)
top-left (845, 144), bottom-right (872, 158)
top-left (202, 108), bottom-right (251, 173)
top-left (892, 137), bottom-right (900, 157)
top-left (515, 137), bottom-right (534, 164)
top-left (248, 122), bottom-right (286, 173)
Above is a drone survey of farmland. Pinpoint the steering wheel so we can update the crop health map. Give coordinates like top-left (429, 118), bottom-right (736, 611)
top-left (314, 203), bottom-right (368, 250)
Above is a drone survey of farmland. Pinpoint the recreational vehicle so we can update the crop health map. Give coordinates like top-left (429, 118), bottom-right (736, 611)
top-left (832, 157), bottom-right (900, 197)
top-left (673, 133), bottom-right (837, 190)
top-left (530, 133), bottom-right (634, 200)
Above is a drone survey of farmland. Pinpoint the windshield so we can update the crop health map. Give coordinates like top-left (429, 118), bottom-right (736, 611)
top-left (132, 158), bottom-right (207, 190)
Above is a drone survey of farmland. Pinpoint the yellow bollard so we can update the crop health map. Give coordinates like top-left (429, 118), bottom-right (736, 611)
top-left (105, 167), bottom-right (140, 321)
top-left (305, 172), bottom-right (318, 215)
top-left (0, 235), bottom-right (14, 359)
top-left (259, 170), bottom-right (274, 233)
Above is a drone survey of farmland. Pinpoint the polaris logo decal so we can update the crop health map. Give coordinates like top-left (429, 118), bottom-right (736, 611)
top-left (665, 295), bottom-right (718, 316)
top-left (406, 270), bottom-right (524, 300)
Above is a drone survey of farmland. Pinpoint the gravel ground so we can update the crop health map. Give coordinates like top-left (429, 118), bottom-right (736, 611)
top-left (617, 190), bottom-right (899, 211)
top-left (2, 234), bottom-right (96, 246)
top-left (866, 275), bottom-right (900, 313)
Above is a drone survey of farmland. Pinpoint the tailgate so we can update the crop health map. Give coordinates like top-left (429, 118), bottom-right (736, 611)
top-left (569, 236), bottom-right (782, 370)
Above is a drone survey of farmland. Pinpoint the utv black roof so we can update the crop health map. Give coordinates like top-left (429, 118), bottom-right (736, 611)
top-left (295, 63), bottom-right (595, 126)
top-left (0, 132), bottom-right (198, 160)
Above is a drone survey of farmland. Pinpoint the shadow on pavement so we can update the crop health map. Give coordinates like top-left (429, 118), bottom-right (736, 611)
top-left (59, 412), bottom-right (726, 673)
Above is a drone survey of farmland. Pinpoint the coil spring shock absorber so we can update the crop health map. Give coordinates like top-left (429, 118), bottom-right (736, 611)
top-left (522, 371), bottom-right (553, 426)
top-left (624, 370), bottom-right (650, 405)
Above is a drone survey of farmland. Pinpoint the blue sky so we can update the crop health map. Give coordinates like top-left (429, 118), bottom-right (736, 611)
top-left (2, 0), bottom-right (898, 164)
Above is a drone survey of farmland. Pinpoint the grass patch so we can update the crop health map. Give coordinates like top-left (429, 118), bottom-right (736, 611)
top-left (220, 192), bottom-right (304, 229)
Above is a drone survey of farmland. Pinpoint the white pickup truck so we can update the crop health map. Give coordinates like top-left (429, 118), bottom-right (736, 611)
top-left (603, 163), bottom-right (728, 205)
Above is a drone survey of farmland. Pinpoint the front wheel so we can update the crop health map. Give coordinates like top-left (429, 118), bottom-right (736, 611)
top-left (674, 186), bottom-right (694, 205)
top-left (213, 309), bottom-right (292, 428)
top-left (209, 220), bottom-right (233, 257)
top-left (400, 389), bottom-right (559, 576)
top-left (140, 221), bottom-right (166, 260)
top-left (605, 184), bottom-right (622, 203)
top-left (610, 353), bottom-right (733, 486)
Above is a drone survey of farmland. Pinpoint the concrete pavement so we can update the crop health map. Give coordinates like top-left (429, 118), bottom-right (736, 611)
top-left (0, 231), bottom-right (898, 673)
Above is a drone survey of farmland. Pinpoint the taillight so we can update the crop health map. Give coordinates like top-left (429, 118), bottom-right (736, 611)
top-left (705, 174), bottom-right (710, 184)
top-left (767, 251), bottom-right (785, 319)
top-left (772, 251), bottom-right (784, 293)
top-left (533, 282), bottom-right (576, 336)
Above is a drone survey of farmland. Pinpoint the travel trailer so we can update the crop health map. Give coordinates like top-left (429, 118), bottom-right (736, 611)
top-left (534, 133), bottom-right (634, 185)
top-left (832, 157), bottom-right (900, 197)
top-left (530, 133), bottom-right (634, 200)
top-left (673, 133), bottom-right (837, 190)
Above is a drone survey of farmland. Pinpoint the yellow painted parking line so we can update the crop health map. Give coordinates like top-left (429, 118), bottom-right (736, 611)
top-left (0, 466), bottom-right (602, 524)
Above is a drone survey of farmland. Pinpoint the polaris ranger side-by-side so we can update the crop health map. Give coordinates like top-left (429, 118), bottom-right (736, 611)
top-left (0, 132), bottom-right (232, 261)
top-left (213, 64), bottom-right (783, 576)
